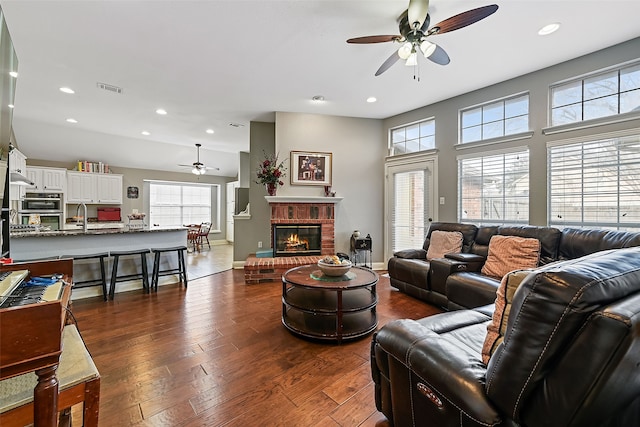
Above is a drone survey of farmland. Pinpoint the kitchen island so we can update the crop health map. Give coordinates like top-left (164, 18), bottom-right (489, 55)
top-left (10, 226), bottom-right (188, 299)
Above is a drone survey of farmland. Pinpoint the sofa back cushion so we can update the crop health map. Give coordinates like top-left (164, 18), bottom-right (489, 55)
top-left (558, 227), bottom-right (640, 260)
top-left (469, 226), bottom-right (499, 257)
top-left (423, 222), bottom-right (477, 253)
top-left (480, 235), bottom-right (541, 279)
top-left (497, 225), bottom-right (562, 265)
top-left (425, 230), bottom-right (463, 260)
top-left (485, 247), bottom-right (640, 424)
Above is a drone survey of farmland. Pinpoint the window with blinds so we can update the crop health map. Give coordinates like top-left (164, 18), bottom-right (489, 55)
top-left (392, 169), bottom-right (428, 252)
top-left (550, 61), bottom-right (640, 126)
top-left (458, 150), bottom-right (529, 225)
top-left (149, 182), bottom-right (212, 227)
top-left (390, 118), bottom-right (435, 155)
top-left (548, 134), bottom-right (640, 230)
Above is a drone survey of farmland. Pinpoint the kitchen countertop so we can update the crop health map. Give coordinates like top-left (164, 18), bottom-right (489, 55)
top-left (10, 225), bottom-right (187, 238)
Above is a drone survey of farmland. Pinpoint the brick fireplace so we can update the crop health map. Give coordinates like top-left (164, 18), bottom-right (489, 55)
top-left (244, 196), bottom-right (342, 284)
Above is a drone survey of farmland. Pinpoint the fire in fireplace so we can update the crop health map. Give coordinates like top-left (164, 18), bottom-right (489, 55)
top-left (272, 224), bottom-right (322, 257)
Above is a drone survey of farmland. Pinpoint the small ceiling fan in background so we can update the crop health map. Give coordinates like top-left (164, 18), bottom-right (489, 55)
top-left (179, 143), bottom-right (219, 175)
top-left (347, 0), bottom-right (498, 76)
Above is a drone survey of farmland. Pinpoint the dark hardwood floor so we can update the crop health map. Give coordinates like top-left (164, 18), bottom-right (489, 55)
top-left (70, 269), bottom-right (441, 426)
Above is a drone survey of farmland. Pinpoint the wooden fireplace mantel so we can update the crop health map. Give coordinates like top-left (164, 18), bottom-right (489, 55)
top-left (264, 196), bottom-right (343, 204)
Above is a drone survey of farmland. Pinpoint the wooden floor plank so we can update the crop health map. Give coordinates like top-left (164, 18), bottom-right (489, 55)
top-left (67, 268), bottom-right (440, 426)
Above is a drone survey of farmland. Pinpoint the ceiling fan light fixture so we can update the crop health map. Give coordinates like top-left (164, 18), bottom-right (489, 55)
top-left (405, 52), bottom-right (418, 66)
top-left (420, 40), bottom-right (436, 57)
top-left (398, 42), bottom-right (413, 60)
top-left (192, 166), bottom-right (206, 175)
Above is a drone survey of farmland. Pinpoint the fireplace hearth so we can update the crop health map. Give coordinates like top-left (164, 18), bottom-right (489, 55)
top-left (272, 224), bottom-right (322, 257)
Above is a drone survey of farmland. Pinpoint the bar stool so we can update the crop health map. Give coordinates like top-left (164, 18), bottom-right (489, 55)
top-left (109, 249), bottom-right (151, 300)
top-left (150, 245), bottom-right (188, 291)
top-left (59, 252), bottom-right (109, 301)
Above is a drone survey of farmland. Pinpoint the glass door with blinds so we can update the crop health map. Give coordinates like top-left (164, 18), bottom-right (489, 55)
top-left (384, 159), bottom-right (436, 261)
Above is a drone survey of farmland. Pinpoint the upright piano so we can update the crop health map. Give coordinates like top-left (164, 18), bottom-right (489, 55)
top-left (0, 258), bottom-right (74, 427)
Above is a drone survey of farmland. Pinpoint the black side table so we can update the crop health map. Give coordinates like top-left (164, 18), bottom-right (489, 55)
top-left (350, 234), bottom-right (372, 269)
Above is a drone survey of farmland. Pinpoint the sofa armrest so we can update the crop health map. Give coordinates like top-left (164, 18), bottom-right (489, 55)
top-left (445, 252), bottom-right (486, 263)
top-left (393, 248), bottom-right (427, 259)
top-left (372, 315), bottom-right (502, 426)
top-left (429, 257), bottom-right (484, 295)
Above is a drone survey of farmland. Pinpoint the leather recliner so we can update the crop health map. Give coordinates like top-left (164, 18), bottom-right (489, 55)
top-left (372, 247), bottom-right (640, 426)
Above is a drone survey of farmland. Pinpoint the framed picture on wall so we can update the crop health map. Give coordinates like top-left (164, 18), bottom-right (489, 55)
top-left (290, 151), bottom-right (332, 186)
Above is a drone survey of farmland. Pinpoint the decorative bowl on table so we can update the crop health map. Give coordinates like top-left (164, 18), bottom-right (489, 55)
top-left (318, 256), bottom-right (352, 276)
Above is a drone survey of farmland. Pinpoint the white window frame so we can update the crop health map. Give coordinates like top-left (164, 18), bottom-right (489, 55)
top-left (548, 59), bottom-right (640, 129)
top-left (458, 147), bottom-right (530, 226)
top-left (547, 129), bottom-right (640, 231)
top-left (389, 117), bottom-right (436, 156)
top-left (459, 92), bottom-right (530, 144)
top-left (145, 180), bottom-right (221, 231)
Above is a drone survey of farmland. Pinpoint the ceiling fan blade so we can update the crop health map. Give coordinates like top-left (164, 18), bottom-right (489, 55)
top-left (347, 35), bottom-right (400, 44)
top-left (375, 51), bottom-right (401, 76)
top-left (426, 43), bottom-right (450, 65)
top-left (430, 4), bottom-right (498, 35)
top-left (408, 0), bottom-right (429, 28)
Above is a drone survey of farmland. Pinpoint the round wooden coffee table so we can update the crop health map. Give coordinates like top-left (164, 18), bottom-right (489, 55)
top-left (282, 264), bottom-right (378, 342)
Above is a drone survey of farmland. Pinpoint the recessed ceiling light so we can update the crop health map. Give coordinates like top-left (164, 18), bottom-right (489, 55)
top-left (8, 104), bottom-right (14, 109)
top-left (156, 108), bottom-right (167, 115)
top-left (206, 129), bottom-right (215, 134)
top-left (312, 95), bottom-right (325, 102)
top-left (141, 131), bottom-right (150, 136)
top-left (66, 118), bottom-right (78, 123)
top-left (538, 22), bottom-right (560, 36)
top-left (367, 97), bottom-right (377, 103)
top-left (9, 71), bottom-right (17, 78)
top-left (59, 87), bottom-right (75, 94)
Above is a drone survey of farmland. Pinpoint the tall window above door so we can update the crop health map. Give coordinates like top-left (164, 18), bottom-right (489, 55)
top-left (550, 61), bottom-right (640, 126)
top-left (460, 93), bottom-right (529, 144)
top-left (458, 149), bottom-right (529, 225)
top-left (390, 118), bottom-right (435, 156)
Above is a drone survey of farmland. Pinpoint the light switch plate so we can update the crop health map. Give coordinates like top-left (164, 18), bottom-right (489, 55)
top-left (439, 197), bottom-right (445, 205)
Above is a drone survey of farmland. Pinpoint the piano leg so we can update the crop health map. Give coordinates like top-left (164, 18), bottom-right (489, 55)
top-left (34, 364), bottom-right (59, 427)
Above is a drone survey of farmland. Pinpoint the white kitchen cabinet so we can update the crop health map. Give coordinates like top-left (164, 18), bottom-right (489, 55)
top-left (9, 148), bottom-right (27, 201)
top-left (25, 166), bottom-right (66, 193)
top-left (67, 172), bottom-right (123, 204)
top-left (96, 174), bottom-right (123, 204)
top-left (9, 148), bottom-right (26, 175)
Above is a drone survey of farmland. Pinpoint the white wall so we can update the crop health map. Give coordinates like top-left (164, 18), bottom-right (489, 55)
top-left (275, 112), bottom-right (385, 258)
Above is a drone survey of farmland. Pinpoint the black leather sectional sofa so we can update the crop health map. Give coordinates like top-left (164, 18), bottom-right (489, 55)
top-left (374, 223), bottom-right (640, 426)
top-left (387, 222), bottom-right (640, 310)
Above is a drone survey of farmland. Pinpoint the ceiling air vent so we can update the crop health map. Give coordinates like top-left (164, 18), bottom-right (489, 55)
top-left (96, 82), bottom-right (123, 94)
top-left (228, 122), bottom-right (244, 128)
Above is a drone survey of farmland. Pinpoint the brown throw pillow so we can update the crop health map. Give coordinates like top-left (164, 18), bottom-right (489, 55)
top-left (482, 269), bottom-right (532, 365)
top-left (481, 235), bottom-right (541, 279)
top-left (426, 230), bottom-right (463, 261)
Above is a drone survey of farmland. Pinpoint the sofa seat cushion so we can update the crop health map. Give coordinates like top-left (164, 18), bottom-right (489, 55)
top-left (481, 235), bottom-right (540, 279)
top-left (446, 272), bottom-right (501, 309)
top-left (387, 257), bottom-right (431, 290)
top-left (426, 230), bottom-right (463, 260)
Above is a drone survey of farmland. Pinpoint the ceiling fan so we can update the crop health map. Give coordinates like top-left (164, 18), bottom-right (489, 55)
top-left (347, 0), bottom-right (498, 76)
top-left (179, 143), bottom-right (219, 175)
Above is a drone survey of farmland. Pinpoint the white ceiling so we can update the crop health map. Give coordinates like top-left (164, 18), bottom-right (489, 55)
top-left (2, 0), bottom-right (640, 178)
